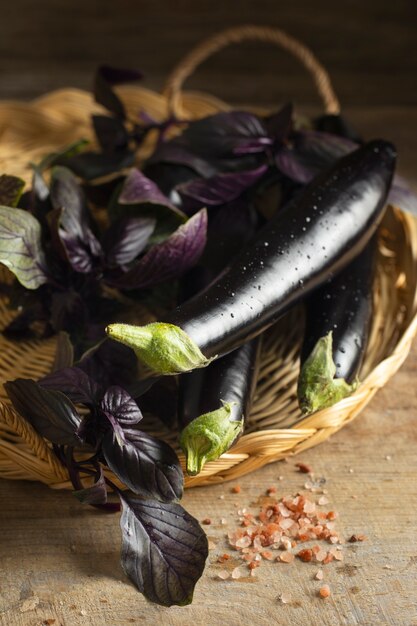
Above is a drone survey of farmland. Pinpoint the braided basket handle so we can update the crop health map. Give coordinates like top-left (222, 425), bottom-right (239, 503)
top-left (164, 24), bottom-right (341, 118)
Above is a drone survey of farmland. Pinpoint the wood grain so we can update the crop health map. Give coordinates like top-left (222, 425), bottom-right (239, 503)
top-left (0, 6), bottom-right (417, 624)
top-left (0, 0), bottom-right (416, 106)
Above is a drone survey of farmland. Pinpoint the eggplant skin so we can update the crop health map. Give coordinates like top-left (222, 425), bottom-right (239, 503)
top-left (167, 140), bottom-right (396, 359)
top-left (301, 237), bottom-right (376, 383)
top-left (178, 338), bottom-right (260, 431)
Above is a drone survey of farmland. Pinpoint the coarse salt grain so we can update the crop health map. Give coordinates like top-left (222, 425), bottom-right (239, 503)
top-left (231, 567), bottom-right (242, 579)
top-left (217, 570), bottom-right (230, 580)
top-left (315, 569), bottom-right (324, 580)
top-left (279, 551), bottom-right (295, 563)
top-left (278, 592), bottom-right (291, 604)
top-left (319, 584), bottom-right (331, 598)
top-left (231, 485), bottom-right (241, 494)
top-left (318, 496), bottom-right (329, 505)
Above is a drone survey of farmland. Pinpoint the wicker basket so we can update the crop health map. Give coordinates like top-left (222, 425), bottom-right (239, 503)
top-left (0, 25), bottom-right (416, 491)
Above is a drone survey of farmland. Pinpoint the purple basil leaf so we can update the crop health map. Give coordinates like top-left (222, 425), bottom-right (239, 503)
top-left (0, 175), bottom-right (25, 207)
top-left (264, 102), bottom-right (293, 142)
top-left (50, 290), bottom-right (88, 334)
top-left (0, 207), bottom-right (49, 289)
top-left (52, 332), bottom-right (74, 372)
top-left (103, 216), bottom-right (156, 267)
top-left (275, 130), bottom-right (357, 183)
top-left (5, 378), bottom-right (82, 446)
top-left (77, 339), bottom-right (138, 390)
top-left (73, 467), bottom-right (107, 505)
top-left (178, 164), bottom-right (268, 209)
top-left (147, 142), bottom-right (218, 178)
top-left (101, 386), bottom-right (142, 426)
top-left (175, 110), bottom-right (269, 158)
top-left (120, 494), bottom-right (208, 606)
top-left (102, 428), bottom-right (183, 502)
top-left (388, 174), bottom-right (417, 216)
top-left (94, 65), bottom-right (143, 119)
top-left (314, 113), bottom-right (362, 143)
top-left (49, 167), bottom-right (102, 272)
top-left (41, 366), bottom-right (101, 405)
top-left (92, 115), bottom-right (129, 153)
top-left (118, 168), bottom-right (182, 215)
top-left (63, 150), bottom-right (135, 181)
top-left (110, 208), bottom-right (207, 290)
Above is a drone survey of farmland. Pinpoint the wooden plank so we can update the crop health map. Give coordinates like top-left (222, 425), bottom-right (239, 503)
top-left (0, 0), bottom-right (416, 105)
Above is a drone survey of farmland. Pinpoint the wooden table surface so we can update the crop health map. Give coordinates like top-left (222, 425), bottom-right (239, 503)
top-left (0, 2), bottom-right (417, 625)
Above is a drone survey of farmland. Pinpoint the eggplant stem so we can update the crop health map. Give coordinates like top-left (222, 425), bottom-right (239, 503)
top-left (297, 332), bottom-right (358, 414)
top-left (106, 322), bottom-right (214, 375)
top-left (179, 401), bottom-right (242, 475)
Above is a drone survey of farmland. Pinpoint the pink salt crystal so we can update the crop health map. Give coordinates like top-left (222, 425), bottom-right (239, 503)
top-left (330, 536), bottom-right (339, 544)
top-left (279, 518), bottom-right (294, 531)
top-left (279, 551), bottom-right (295, 563)
top-left (254, 554), bottom-right (262, 562)
top-left (253, 536), bottom-right (263, 551)
top-left (316, 549), bottom-right (327, 562)
top-left (235, 536), bottom-right (252, 549)
top-left (318, 496), bottom-right (329, 505)
top-left (278, 503), bottom-right (291, 517)
top-left (279, 592), bottom-right (292, 604)
top-left (281, 537), bottom-right (292, 551)
top-left (218, 570), bottom-right (230, 580)
top-left (231, 567), bottom-right (242, 579)
top-left (330, 547), bottom-right (343, 561)
top-left (278, 476), bottom-right (284, 481)
top-left (220, 518), bottom-right (228, 525)
top-left (303, 500), bottom-right (316, 514)
top-left (304, 480), bottom-right (314, 490)
top-left (315, 569), bottom-right (324, 581)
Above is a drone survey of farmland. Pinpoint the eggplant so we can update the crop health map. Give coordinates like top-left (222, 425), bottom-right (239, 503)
top-left (106, 140), bottom-right (396, 375)
top-left (179, 338), bottom-right (260, 475)
top-left (298, 237), bottom-right (376, 414)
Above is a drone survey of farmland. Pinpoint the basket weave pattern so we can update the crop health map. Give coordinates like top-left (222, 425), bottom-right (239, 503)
top-left (0, 26), bottom-right (416, 489)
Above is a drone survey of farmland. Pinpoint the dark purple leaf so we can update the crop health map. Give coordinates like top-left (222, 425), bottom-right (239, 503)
top-left (174, 110), bottom-right (269, 158)
top-left (92, 115), bottom-right (129, 153)
top-left (101, 386), bottom-right (142, 426)
top-left (388, 174), bottom-right (417, 216)
top-left (144, 161), bottom-right (200, 200)
top-left (120, 495), bottom-right (208, 606)
top-left (0, 207), bottom-right (49, 289)
top-left (73, 467), bottom-right (107, 505)
top-left (37, 139), bottom-right (90, 172)
top-left (94, 65), bottom-right (143, 119)
top-left (264, 102), bottom-right (293, 142)
top-left (314, 113), bottom-right (362, 143)
top-left (41, 366), bottom-right (101, 405)
top-left (5, 378), bottom-right (82, 446)
top-left (77, 339), bottom-right (138, 390)
top-left (119, 168), bottom-right (180, 213)
top-left (147, 142), bottom-right (218, 178)
top-left (49, 167), bottom-right (102, 272)
top-left (62, 150), bottom-right (135, 181)
top-left (275, 130), bottom-right (357, 183)
top-left (50, 290), bottom-right (88, 334)
top-left (103, 216), bottom-right (155, 267)
top-left (178, 164), bottom-right (268, 209)
top-left (0, 175), bottom-right (25, 207)
top-left (52, 332), bottom-right (74, 372)
top-left (103, 428), bottom-right (183, 502)
top-left (110, 208), bottom-right (207, 290)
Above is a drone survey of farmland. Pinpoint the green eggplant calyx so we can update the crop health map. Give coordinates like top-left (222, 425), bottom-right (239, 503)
top-left (297, 332), bottom-right (358, 415)
top-left (106, 322), bottom-right (214, 375)
top-left (180, 401), bottom-right (242, 475)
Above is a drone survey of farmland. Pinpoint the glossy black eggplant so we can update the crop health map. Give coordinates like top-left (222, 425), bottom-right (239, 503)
top-left (298, 237), bottom-right (376, 414)
top-left (178, 337), bottom-right (260, 475)
top-left (106, 140), bottom-right (396, 375)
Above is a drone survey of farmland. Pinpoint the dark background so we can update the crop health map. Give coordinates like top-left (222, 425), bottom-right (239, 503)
top-left (1, 0), bottom-right (416, 108)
